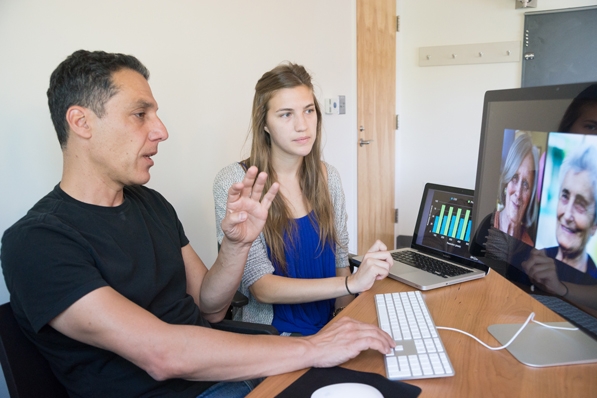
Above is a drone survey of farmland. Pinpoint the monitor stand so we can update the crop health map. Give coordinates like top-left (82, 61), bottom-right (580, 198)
top-left (488, 322), bottom-right (597, 367)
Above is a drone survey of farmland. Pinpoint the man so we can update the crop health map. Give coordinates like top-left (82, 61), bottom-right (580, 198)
top-left (1, 50), bottom-right (394, 397)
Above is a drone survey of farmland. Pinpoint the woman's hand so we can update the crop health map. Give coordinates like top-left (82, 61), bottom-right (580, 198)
top-left (348, 240), bottom-right (393, 294)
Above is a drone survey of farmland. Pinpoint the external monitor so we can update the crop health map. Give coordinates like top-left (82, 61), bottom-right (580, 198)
top-left (470, 81), bottom-right (597, 366)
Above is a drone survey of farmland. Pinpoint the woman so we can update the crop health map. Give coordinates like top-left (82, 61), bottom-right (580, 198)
top-left (213, 63), bottom-right (391, 336)
top-left (558, 83), bottom-right (597, 135)
top-left (495, 132), bottom-right (539, 246)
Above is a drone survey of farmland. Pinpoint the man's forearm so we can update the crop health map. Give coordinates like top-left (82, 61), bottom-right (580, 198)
top-left (50, 286), bottom-right (394, 383)
top-left (169, 317), bottom-right (392, 382)
top-left (175, 328), bottom-right (313, 381)
top-left (199, 237), bottom-right (252, 317)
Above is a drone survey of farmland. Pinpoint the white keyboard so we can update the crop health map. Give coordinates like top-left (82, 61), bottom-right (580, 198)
top-left (375, 291), bottom-right (454, 380)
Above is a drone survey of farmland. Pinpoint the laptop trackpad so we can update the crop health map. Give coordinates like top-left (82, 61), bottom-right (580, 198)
top-left (391, 262), bottom-right (419, 276)
top-left (391, 262), bottom-right (443, 284)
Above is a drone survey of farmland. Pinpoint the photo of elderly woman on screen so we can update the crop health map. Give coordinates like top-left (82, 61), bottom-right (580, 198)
top-left (494, 130), bottom-right (543, 246)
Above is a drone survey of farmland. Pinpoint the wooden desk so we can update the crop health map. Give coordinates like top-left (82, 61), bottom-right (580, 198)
top-left (248, 271), bottom-right (597, 397)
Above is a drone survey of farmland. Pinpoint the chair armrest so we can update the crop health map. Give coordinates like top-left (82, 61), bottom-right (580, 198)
top-left (231, 291), bottom-right (249, 308)
top-left (348, 254), bottom-right (360, 272)
top-left (210, 319), bottom-right (279, 335)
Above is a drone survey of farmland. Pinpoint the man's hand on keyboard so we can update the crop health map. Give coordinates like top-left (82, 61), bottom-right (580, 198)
top-left (304, 317), bottom-right (395, 368)
top-left (348, 240), bottom-right (393, 294)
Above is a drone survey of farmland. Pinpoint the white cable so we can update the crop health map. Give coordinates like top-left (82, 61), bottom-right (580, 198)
top-left (436, 312), bottom-right (579, 351)
top-left (532, 319), bottom-right (579, 330)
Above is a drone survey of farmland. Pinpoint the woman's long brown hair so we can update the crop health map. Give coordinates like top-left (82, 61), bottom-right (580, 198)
top-left (244, 63), bottom-right (337, 274)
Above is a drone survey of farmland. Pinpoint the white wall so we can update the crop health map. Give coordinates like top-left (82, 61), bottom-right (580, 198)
top-left (0, 0), bottom-right (358, 303)
top-left (0, 2), bottom-right (357, 395)
top-left (396, 0), bottom-right (597, 236)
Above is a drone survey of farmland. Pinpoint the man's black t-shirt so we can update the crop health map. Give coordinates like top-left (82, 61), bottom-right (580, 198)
top-left (1, 184), bottom-right (214, 397)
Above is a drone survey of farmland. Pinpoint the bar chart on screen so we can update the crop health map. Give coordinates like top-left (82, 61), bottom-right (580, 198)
top-left (430, 200), bottom-right (472, 243)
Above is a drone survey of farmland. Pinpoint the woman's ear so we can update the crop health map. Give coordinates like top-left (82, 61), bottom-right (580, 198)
top-left (66, 106), bottom-right (92, 139)
top-left (264, 125), bottom-right (270, 134)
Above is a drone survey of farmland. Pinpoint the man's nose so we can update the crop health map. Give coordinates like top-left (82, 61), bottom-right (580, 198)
top-left (149, 117), bottom-right (169, 142)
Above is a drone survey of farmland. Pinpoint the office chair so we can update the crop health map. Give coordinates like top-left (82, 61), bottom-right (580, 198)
top-left (348, 253), bottom-right (360, 273)
top-left (215, 279), bottom-right (278, 334)
top-left (0, 300), bottom-right (277, 398)
top-left (226, 290), bottom-right (249, 319)
top-left (0, 302), bottom-right (68, 398)
top-left (210, 318), bottom-right (278, 335)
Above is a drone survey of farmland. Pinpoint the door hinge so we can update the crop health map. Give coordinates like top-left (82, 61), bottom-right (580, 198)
top-left (396, 16), bottom-right (400, 32)
top-left (395, 114), bottom-right (399, 130)
top-left (395, 208), bottom-right (399, 224)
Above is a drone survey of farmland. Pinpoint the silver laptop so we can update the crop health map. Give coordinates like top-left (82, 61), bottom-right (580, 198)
top-left (353, 183), bottom-right (489, 290)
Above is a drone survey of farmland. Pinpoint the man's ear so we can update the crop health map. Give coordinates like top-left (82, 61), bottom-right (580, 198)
top-left (66, 106), bottom-right (92, 139)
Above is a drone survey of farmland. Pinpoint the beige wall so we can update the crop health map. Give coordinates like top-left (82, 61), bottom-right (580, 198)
top-left (0, 0), bottom-right (358, 305)
top-left (1, 3), bottom-right (356, 394)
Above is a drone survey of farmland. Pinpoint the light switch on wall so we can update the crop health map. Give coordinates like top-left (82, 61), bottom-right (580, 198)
top-left (324, 97), bottom-right (339, 114)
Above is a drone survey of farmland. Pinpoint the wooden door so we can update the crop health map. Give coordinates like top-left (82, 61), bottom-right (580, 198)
top-left (356, 0), bottom-right (396, 253)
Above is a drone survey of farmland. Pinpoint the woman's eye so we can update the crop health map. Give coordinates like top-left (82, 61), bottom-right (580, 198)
top-left (574, 203), bottom-right (586, 214)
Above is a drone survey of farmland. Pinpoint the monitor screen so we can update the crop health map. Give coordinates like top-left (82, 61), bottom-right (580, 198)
top-left (470, 81), bottom-right (597, 338)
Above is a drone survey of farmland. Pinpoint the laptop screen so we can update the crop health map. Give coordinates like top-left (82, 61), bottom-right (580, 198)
top-left (412, 184), bottom-right (479, 263)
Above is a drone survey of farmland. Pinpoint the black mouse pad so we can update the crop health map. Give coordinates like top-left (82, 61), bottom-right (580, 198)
top-left (275, 366), bottom-right (422, 398)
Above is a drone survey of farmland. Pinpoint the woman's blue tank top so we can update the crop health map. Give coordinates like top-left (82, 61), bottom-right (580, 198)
top-left (269, 213), bottom-right (336, 335)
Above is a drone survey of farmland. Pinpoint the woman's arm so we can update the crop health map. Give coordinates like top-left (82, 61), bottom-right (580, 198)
top-left (250, 273), bottom-right (350, 304)
top-left (250, 240), bottom-right (392, 304)
top-left (326, 162), bottom-right (356, 309)
top-left (326, 162), bottom-right (350, 269)
top-left (334, 265), bottom-right (355, 309)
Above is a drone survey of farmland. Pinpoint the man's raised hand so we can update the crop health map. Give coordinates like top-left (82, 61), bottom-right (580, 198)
top-left (221, 166), bottom-right (279, 245)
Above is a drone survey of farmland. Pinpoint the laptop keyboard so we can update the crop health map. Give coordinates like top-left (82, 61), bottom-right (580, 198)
top-left (375, 291), bottom-right (454, 380)
top-left (392, 251), bottom-right (473, 278)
